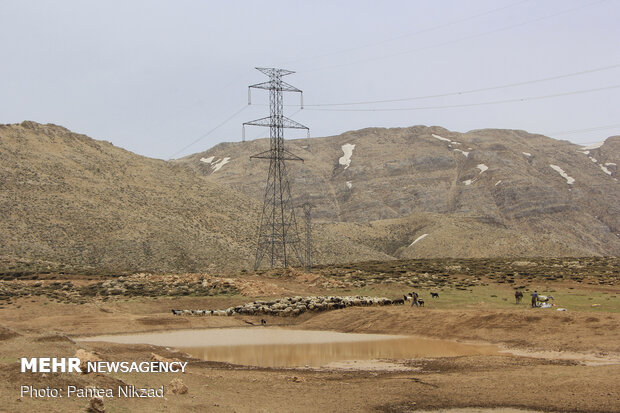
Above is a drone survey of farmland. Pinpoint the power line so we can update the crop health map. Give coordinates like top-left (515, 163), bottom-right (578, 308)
top-left (168, 105), bottom-right (248, 160)
top-left (303, 63), bottom-right (620, 107)
top-left (301, 0), bottom-right (609, 73)
top-left (303, 84), bottom-right (620, 112)
top-left (282, 0), bottom-right (530, 66)
top-left (548, 123), bottom-right (620, 136)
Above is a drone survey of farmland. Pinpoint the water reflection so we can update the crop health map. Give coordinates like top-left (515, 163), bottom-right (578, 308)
top-left (183, 337), bottom-right (500, 368)
top-left (80, 327), bottom-right (500, 368)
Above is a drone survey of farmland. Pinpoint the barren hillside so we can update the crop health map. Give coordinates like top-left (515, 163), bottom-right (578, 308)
top-left (0, 122), bottom-right (388, 274)
top-left (178, 126), bottom-right (620, 258)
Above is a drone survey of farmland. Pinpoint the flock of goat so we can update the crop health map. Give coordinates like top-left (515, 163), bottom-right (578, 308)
top-left (171, 289), bottom-right (558, 317)
top-left (171, 292), bottom-right (442, 317)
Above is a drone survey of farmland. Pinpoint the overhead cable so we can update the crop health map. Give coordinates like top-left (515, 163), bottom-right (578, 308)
top-left (283, 0), bottom-right (530, 65)
top-left (301, 0), bottom-right (609, 73)
top-left (168, 105), bottom-right (248, 160)
top-left (302, 84), bottom-right (620, 112)
top-left (303, 63), bottom-right (620, 107)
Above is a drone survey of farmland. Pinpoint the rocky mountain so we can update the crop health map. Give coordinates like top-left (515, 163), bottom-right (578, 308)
top-left (0, 122), bottom-right (389, 274)
top-left (177, 126), bottom-right (620, 258)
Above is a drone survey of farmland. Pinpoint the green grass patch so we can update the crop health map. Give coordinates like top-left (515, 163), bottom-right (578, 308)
top-left (340, 282), bottom-right (620, 313)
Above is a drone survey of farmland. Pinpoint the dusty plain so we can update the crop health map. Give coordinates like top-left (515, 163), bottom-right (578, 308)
top-left (0, 257), bottom-right (619, 413)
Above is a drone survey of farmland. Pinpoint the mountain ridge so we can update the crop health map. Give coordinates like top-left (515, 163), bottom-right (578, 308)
top-left (177, 125), bottom-right (620, 258)
top-left (1, 121), bottom-right (618, 275)
top-left (0, 121), bottom-right (390, 274)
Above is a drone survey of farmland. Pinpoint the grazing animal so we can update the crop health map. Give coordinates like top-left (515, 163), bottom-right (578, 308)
top-left (171, 309), bottom-right (182, 316)
top-left (430, 292), bottom-right (439, 298)
top-left (537, 295), bottom-right (554, 303)
top-left (515, 290), bottom-right (523, 304)
top-left (418, 299), bottom-right (425, 307)
top-left (261, 319), bottom-right (267, 325)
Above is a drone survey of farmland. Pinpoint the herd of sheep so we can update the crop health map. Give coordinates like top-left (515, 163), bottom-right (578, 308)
top-left (171, 295), bottom-right (400, 317)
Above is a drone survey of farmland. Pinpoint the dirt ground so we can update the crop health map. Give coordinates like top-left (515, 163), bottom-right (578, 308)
top-left (1, 264), bottom-right (619, 412)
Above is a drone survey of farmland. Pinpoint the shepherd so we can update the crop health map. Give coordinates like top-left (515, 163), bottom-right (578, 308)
top-left (515, 290), bottom-right (523, 304)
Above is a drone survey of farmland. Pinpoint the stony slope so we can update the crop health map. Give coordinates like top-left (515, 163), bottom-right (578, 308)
top-left (0, 122), bottom-right (389, 274)
top-left (178, 126), bottom-right (620, 258)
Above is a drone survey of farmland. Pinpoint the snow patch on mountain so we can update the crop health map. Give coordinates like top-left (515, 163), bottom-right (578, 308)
top-left (600, 164), bottom-right (612, 175)
top-left (432, 134), bottom-right (451, 142)
top-left (409, 233), bottom-right (428, 247)
top-left (581, 142), bottom-right (603, 150)
top-left (211, 157), bottom-right (230, 173)
top-left (549, 165), bottom-right (575, 185)
top-left (339, 144), bottom-right (356, 169)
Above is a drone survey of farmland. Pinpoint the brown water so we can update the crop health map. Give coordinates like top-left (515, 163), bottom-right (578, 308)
top-left (80, 327), bottom-right (500, 368)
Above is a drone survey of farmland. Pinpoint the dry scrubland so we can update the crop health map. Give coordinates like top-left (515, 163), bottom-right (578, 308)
top-left (1, 257), bottom-right (619, 412)
top-left (1, 123), bottom-right (619, 411)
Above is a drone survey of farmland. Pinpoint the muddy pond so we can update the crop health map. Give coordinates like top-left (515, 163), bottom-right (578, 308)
top-left (80, 327), bottom-right (500, 368)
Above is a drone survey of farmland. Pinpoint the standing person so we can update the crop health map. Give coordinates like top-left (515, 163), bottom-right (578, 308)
top-left (515, 290), bottom-right (523, 304)
top-left (410, 291), bottom-right (419, 307)
top-left (531, 290), bottom-right (538, 308)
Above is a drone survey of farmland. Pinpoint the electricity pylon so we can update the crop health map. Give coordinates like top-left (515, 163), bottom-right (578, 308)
top-left (243, 67), bottom-right (308, 269)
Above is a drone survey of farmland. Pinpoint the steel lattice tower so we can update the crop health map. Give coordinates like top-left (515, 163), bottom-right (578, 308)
top-left (302, 202), bottom-right (313, 269)
top-left (243, 67), bottom-right (308, 269)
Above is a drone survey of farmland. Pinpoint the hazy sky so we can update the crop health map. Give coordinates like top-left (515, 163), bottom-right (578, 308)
top-left (1, 0), bottom-right (618, 159)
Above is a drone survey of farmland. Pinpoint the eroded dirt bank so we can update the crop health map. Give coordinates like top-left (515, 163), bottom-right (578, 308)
top-left (298, 307), bottom-right (620, 354)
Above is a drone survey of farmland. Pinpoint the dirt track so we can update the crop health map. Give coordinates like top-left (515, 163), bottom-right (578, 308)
top-left (1, 270), bottom-right (619, 412)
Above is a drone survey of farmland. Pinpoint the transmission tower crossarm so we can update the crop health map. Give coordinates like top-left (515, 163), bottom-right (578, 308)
top-left (249, 80), bottom-right (302, 93)
top-left (243, 116), bottom-right (308, 130)
top-left (250, 148), bottom-right (304, 162)
top-left (255, 67), bottom-right (295, 77)
top-left (243, 116), bottom-right (272, 128)
top-left (281, 116), bottom-right (308, 130)
top-left (282, 148), bottom-right (304, 162)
